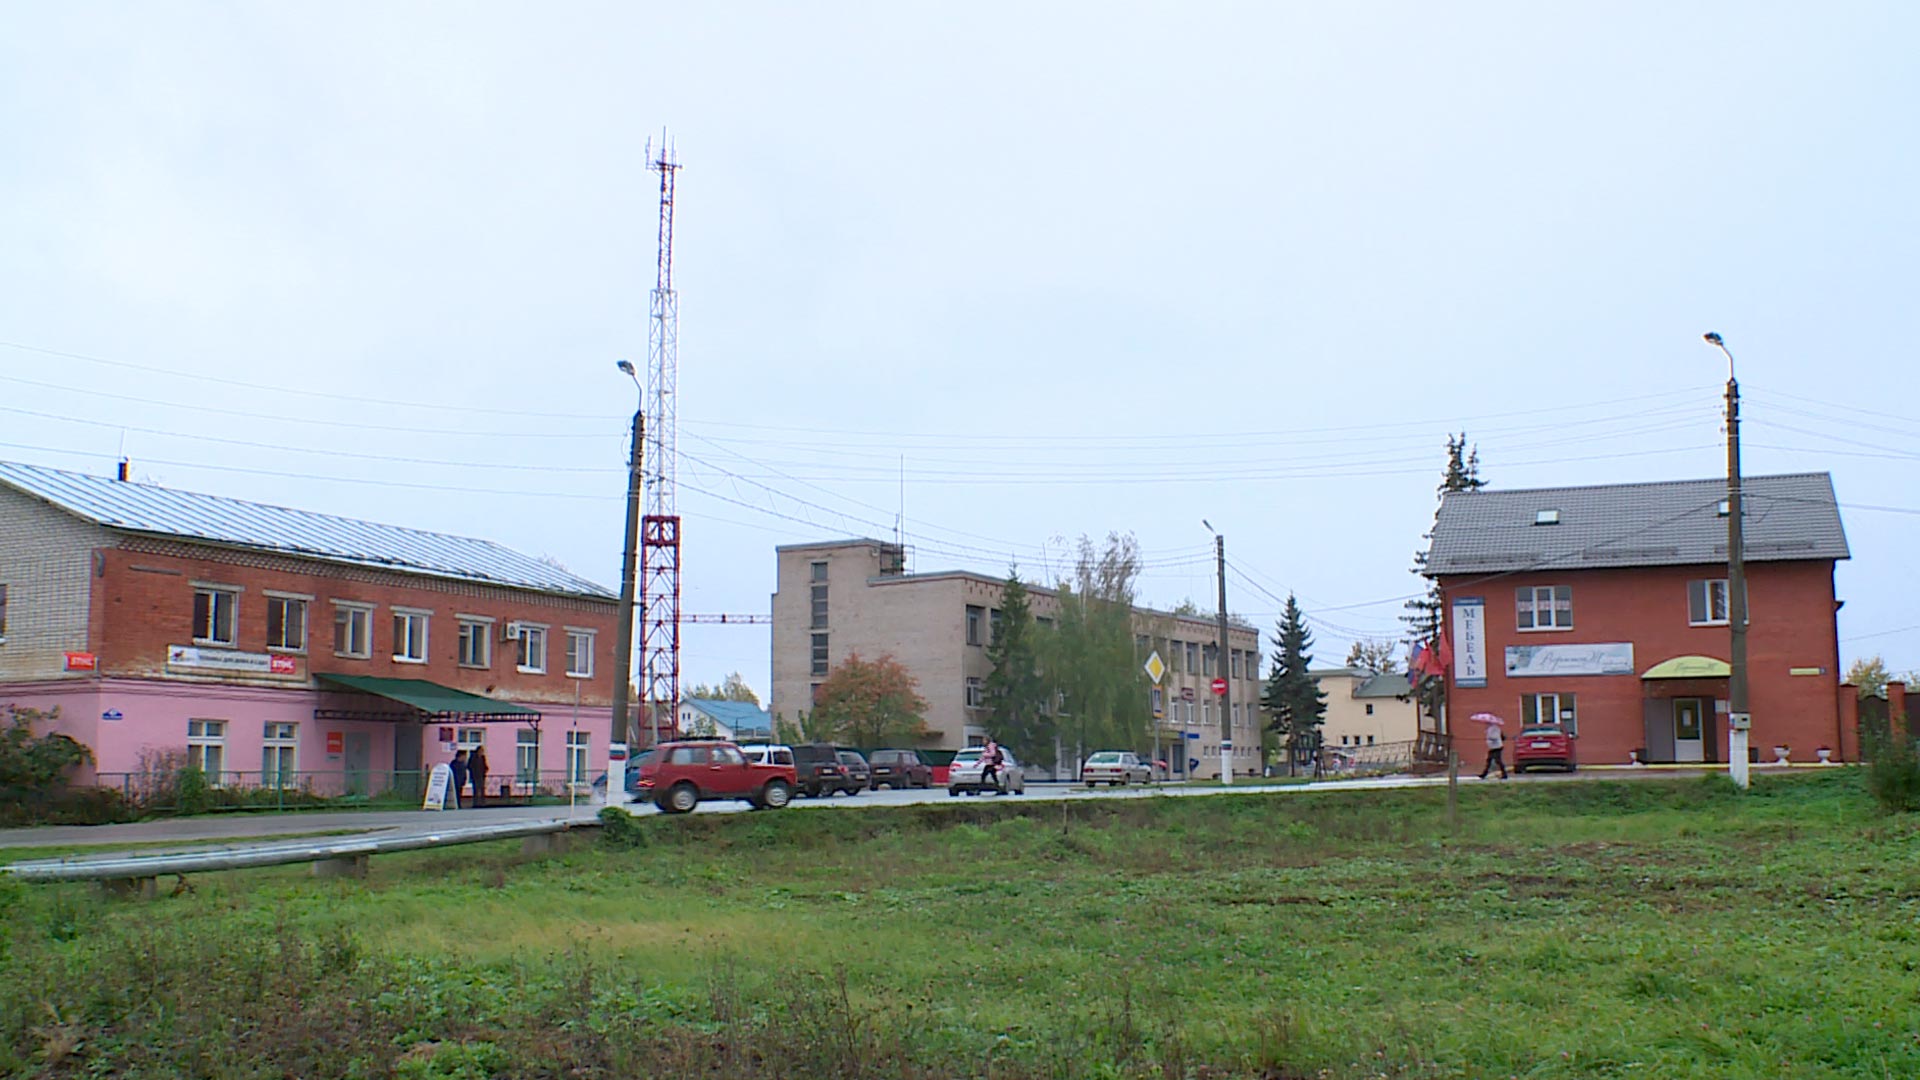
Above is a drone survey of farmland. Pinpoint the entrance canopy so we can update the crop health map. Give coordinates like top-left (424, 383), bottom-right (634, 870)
top-left (1642, 655), bottom-right (1731, 680)
top-left (314, 674), bottom-right (543, 724)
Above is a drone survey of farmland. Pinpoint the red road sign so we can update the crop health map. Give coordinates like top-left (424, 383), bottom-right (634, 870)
top-left (1211, 678), bottom-right (1228, 696)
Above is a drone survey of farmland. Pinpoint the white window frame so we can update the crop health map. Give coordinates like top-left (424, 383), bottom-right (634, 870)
top-left (1688, 579), bottom-right (1731, 627)
top-left (564, 628), bottom-right (595, 679)
top-left (565, 730), bottom-right (590, 787)
top-left (516, 727), bottom-right (541, 785)
top-left (192, 582), bottom-right (241, 647)
top-left (514, 622), bottom-right (549, 674)
top-left (456, 727), bottom-right (486, 749)
top-left (392, 607), bottom-right (432, 664)
top-left (457, 616), bottom-right (494, 669)
top-left (262, 721), bottom-right (298, 787)
top-left (264, 592), bottom-right (311, 654)
top-left (1521, 692), bottom-right (1579, 737)
top-left (187, 719), bottom-right (227, 785)
top-left (1516, 585), bottom-right (1574, 632)
top-left (965, 675), bottom-right (985, 709)
top-left (810, 632), bottom-right (829, 677)
top-left (333, 601), bottom-right (374, 659)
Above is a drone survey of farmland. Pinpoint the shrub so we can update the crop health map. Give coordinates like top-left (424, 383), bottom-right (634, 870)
top-left (0, 704), bottom-right (101, 825)
top-left (1862, 712), bottom-right (1920, 814)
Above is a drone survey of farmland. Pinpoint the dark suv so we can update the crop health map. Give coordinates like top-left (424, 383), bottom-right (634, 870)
top-left (792, 743), bottom-right (857, 797)
top-left (868, 748), bottom-right (932, 789)
top-left (836, 749), bottom-right (872, 793)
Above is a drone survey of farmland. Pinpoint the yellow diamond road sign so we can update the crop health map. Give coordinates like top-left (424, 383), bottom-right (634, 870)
top-left (1144, 651), bottom-right (1166, 685)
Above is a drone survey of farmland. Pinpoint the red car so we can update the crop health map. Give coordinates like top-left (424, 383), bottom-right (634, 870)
top-left (635, 740), bottom-right (798, 813)
top-left (1513, 725), bottom-right (1577, 773)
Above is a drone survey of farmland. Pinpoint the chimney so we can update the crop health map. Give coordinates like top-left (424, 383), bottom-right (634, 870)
top-left (116, 459), bottom-right (129, 482)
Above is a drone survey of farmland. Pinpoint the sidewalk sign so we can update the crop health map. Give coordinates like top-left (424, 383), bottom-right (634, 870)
top-left (423, 762), bottom-right (453, 810)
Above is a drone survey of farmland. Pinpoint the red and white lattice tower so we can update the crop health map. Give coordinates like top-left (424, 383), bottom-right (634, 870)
top-left (640, 135), bottom-right (682, 743)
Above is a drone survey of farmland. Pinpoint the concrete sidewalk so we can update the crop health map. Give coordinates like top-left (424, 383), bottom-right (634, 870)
top-left (0, 802), bottom-right (600, 850)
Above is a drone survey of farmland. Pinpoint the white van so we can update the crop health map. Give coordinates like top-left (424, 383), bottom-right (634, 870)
top-left (737, 743), bottom-right (796, 769)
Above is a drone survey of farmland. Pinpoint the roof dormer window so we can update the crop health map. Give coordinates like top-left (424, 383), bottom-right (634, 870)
top-left (1716, 500), bottom-right (1730, 517)
top-left (1534, 509), bottom-right (1561, 526)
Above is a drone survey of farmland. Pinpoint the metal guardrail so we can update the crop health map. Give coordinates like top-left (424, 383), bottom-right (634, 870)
top-left (93, 768), bottom-right (590, 814)
top-left (1, 816), bottom-right (594, 884)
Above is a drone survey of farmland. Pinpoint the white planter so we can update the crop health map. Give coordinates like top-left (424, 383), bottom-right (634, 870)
top-left (1817, 748), bottom-right (1834, 764)
top-left (1772, 746), bottom-right (1791, 764)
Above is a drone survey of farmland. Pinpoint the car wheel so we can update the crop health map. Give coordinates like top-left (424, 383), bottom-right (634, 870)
top-left (948, 788), bottom-right (960, 797)
top-left (761, 780), bottom-right (792, 810)
top-left (662, 782), bottom-right (699, 814)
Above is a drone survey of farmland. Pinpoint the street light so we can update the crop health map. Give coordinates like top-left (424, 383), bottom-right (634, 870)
top-left (1703, 332), bottom-right (1750, 789)
top-left (610, 362), bottom-right (644, 754)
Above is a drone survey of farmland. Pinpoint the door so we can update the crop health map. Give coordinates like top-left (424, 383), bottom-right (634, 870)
top-left (393, 722), bottom-right (423, 799)
top-left (1673, 699), bottom-right (1706, 763)
top-left (343, 732), bottom-right (372, 796)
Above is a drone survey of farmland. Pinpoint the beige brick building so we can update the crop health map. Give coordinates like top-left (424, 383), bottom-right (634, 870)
top-left (770, 539), bottom-right (1264, 778)
top-left (1311, 667), bottom-right (1421, 752)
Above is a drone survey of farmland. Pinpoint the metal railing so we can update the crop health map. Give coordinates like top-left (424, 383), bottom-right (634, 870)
top-left (91, 768), bottom-right (594, 814)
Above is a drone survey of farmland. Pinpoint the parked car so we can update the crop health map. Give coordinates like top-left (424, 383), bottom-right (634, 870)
top-left (868, 748), bottom-right (933, 789)
top-left (1081, 751), bottom-right (1152, 786)
top-left (738, 743), bottom-right (796, 769)
top-left (633, 740), bottom-right (796, 813)
top-left (589, 750), bottom-right (657, 801)
top-left (1513, 725), bottom-right (1577, 772)
top-left (835, 749), bottom-right (872, 792)
top-left (947, 745), bottom-right (1027, 796)
top-left (791, 742), bottom-right (857, 797)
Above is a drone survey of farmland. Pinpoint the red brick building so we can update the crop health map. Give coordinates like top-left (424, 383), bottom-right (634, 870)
top-left (1426, 473), bottom-right (1849, 765)
top-left (0, 461), bottom-right (619, 795)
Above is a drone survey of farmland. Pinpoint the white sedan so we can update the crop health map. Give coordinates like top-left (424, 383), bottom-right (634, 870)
top-left (1081, 751), bottom-right (1153, 786)
top-left (947, 746), bottom-right (1026, 795)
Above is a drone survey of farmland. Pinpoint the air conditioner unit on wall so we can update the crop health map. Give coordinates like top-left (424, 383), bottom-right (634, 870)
top-left (501, 621), bottom-right (521, 643)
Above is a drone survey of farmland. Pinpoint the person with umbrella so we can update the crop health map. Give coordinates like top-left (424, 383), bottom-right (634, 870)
top-left (1471, 712), bottom-right (1508, 780)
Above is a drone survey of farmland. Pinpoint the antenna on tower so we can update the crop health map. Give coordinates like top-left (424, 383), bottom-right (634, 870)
top-left (638, 130), bottom-right (684, 745)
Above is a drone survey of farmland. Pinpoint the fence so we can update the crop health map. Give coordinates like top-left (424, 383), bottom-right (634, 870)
top-left (92, 767), bottom-right (592, 815)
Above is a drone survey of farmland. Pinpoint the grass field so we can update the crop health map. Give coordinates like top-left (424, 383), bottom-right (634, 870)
top-left (2, 772), bottom-right (1916, 1079)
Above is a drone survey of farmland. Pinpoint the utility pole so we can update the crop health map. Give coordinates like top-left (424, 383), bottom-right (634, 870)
top-left (609, 397), bottom-right (644, 747)
top-left (1209, 526), bottom-right (1232, 785)
top-left (1706, 332), bottom-right (1750, 788)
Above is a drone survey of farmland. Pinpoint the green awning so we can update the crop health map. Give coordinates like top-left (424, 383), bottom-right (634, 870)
top-left (1642, 655), bottom-right (1732, 680)
top-left (316, 674), bottom-right (541, 722)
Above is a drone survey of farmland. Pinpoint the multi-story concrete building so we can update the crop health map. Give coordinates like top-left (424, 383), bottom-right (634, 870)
top-left (0, 461), bottom-right (618, 795)
top-left (769, 539), bottom-right (1264, 777)
top-left (1312, 666), bottom-right (1420, 751)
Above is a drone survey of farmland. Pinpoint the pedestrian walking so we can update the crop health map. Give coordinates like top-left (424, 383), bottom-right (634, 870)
top-left (1471, 713), bottom-right (1508, 780)
top-left (449, 749), bottom-right (470, 809)
top-left (470, 745), bottom-right (490, 806)
top-left (980, 737), bottom-right (1003, 794)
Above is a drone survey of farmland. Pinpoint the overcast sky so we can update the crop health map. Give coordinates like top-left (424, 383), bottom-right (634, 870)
top-left (3, 2), bottom-right (1917, 694)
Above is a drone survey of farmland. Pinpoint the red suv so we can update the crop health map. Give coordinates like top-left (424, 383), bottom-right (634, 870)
top-left (636, 740), bottom-right (798, 814)
top-left (1513, 725), bottom-right (1577, 773)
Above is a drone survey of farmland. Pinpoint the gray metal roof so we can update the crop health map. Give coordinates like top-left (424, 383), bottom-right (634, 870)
top-left (1354, 673), bottom-right (1412, 699)
top-left (1427, 472), bottom-right (1849, 576)
top-left (0, 460), bottom-right (614, 599)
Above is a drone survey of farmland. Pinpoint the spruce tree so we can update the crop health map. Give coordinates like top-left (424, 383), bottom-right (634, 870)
top-left (1262, 593), bottom-right (1327, 777)
top-left (984, 572), bottom-right (1055, 766)
top-left (1402, 433), bottom-right (1486, 725)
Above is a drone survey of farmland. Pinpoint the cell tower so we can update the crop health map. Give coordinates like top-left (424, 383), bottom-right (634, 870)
top-left (639, 134), bottom-right (682, 742)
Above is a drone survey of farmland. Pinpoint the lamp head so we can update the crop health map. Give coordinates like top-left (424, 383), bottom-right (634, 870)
top-left (616, 359), bottom-right (636, 376)
top-left (1703, 332), bottom-right (1723, 347)
top-left (1201, 519), bottom-right (1215, 534)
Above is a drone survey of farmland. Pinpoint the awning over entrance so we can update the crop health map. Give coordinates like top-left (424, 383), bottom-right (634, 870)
top-left (1642, 655), bottom-right (1732, 680)
top-left (314, 674), bottom-right (543, 724)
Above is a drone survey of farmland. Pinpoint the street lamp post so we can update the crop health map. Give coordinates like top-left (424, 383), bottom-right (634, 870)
top-left (1704, 333), bottom-right (1750, 789)
top-left (1203, 520), bottom-right (1232, 785)
top-left (610, 362), bottom-right (645, 754)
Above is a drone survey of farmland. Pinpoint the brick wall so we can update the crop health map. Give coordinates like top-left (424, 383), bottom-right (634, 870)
top-left (1440, 560), bottom-right (1843, 764)
top-left (0, 486), bottom-right (106, 681)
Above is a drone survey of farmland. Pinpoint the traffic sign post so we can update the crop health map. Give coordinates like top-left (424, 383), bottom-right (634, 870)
top-left (1211, 677), bottom-right (1228, 696)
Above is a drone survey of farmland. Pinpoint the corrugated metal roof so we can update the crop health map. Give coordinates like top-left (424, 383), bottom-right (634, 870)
top-left (1427, 472), bottom-right (1849, 575)
top-left (683, 698), bottom-right (774, 736)
top-left (0, 460), bottom-right (614, 599)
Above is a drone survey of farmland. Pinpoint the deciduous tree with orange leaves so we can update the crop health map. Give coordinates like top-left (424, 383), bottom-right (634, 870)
top-left (809, 652), bottom-right (935, 749)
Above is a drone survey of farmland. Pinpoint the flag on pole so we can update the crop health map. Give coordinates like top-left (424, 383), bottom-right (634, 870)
top-left (1407, 643), bottom-right (1428, 686)
top-left (1434, 632), bottom-right (1454, 673)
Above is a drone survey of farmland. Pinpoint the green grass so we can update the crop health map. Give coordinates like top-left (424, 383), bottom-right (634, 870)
top-left (2, 771), bottom-right (1917, 1079)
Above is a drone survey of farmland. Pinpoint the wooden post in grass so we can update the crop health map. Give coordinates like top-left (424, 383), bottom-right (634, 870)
top-left (1446, 747), bottom-right (1459, 833)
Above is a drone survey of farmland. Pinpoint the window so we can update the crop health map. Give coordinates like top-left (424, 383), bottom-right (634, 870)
top-left (1521, 692), bottom-right (1579, 737)
top-left (333, 602), bottom-right (373, 658)
top-left (810, 577), bottom-right (829, 629)
top-left (811, 632), bottom-right (829, 677)
top-left (1534, 509), bottom-right (1561, 526)
top-left (1688, 579), bottom-right (1731, 626)
top-left (1367, 734), bottom-right (1375, 745)
top-left (566, 731), bottom-right (590, 787)
top-left (990, 608), bottom-right (1005, 645)
top-left (810, 682), bottom-right (822, 707)
top-left (1232, 650), bottom-right (1243, 679)
top-left (262, 722), bottom-right (298, 787)
top-left (392, 609), bottom-right (430, 663)
top-left (265, 595), bottom-right (308, 652)
top-left (1365, 703), bottom-right (1375, 716)
top-left (1186, 641), bottom-right (1199, 672)
top-left (810, 559), bottom-right (829, 582)
top-left (669, 745), bottom-right (709, 765)
top-left (965, 676), bottom-right (985, 709)
top-left (516, 728), bottom-right (540, 784)
top-left (1203, 644), bottom-right (1218, 676)
top-left (966, 605), bottom-right (985, 646)
top-left (192, 585), bottom-right (239, 646)
top-left (186, 719), bottom-right (226, 782)
top-left (565, 629), bottom-right (595, 678)
top-left (457, 618), bottom-right (493, 668)
top-left (456, 727), bottom-right (485, 749)
top-left (514, 624), bottom-right (548, 673)
top-left (1515, 585), bottom-right (1574, 631)
top-left (0, 582), bottom-right (10, 640)
top-left (1169, 640), bottom-right (1182, 672)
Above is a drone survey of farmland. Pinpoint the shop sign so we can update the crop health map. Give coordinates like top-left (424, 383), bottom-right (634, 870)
top-left (166, 645), bottom-right (299, 677)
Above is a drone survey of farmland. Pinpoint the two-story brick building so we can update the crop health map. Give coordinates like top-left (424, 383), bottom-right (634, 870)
top-left (1426, 473), bottom-right (1849, 765)
top-left (0, 461), bottom-right (619, 795)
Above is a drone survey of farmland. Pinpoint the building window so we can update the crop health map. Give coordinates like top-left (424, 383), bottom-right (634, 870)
top-left (1185, 641), bottom-right (1198, 673)
top-left (262, 722), bottom-right (298, 787)
top-left (966, 605), bottom-right (985, 646)
top-left (0, 582), bottom-right (11, 640)
top-left (265, 595), bottom-right (308, 652)
top-left (392, 609), bottom-right (430, 663)
top-left (566, 731), bottom-right (590, 786)
top-left (565, 629), bottom-right (595, 678)
top-left (811, 632), bottom-right (829, 677)
top-left (1521, 692), bottom-right (1578, 737)
top-left (516, 728), bottom-right (541, 785)
top-left (186, 719), bottom-right (226, 782)
top-left (514, 624), bottom-right (548, 674)
top-left (990, 608), bottom-right (1005, 645)
top-left (1232, 650), bottom-right (1243, 679)
top-left (810, 682), bottom-right (822, 707)
top-left (1367, 734), bottom-right (1375, 745)
top-left (1203, 644), bottom-right (1218, 676)
top-left (1688, 579), bottom-right (1731, 626)
top-left (810, 576), bottom-right (829, 629)
top-left (965, 676), bottom-right (985, 709)
top-left (1516, 585), bottom-right (1574, 631)
top-left (1365, 703), bottom-right (1374, 716)
top-left (333, 602), bottom-right (373, 659)
top-left (811, 559), bottom-right (829, 582)
top-left (457, 727), bottom-right (485, 749)
top-left (457, 618), bottom-right (492, 668)
top-left (192, 585), bottom-right (239, 646)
